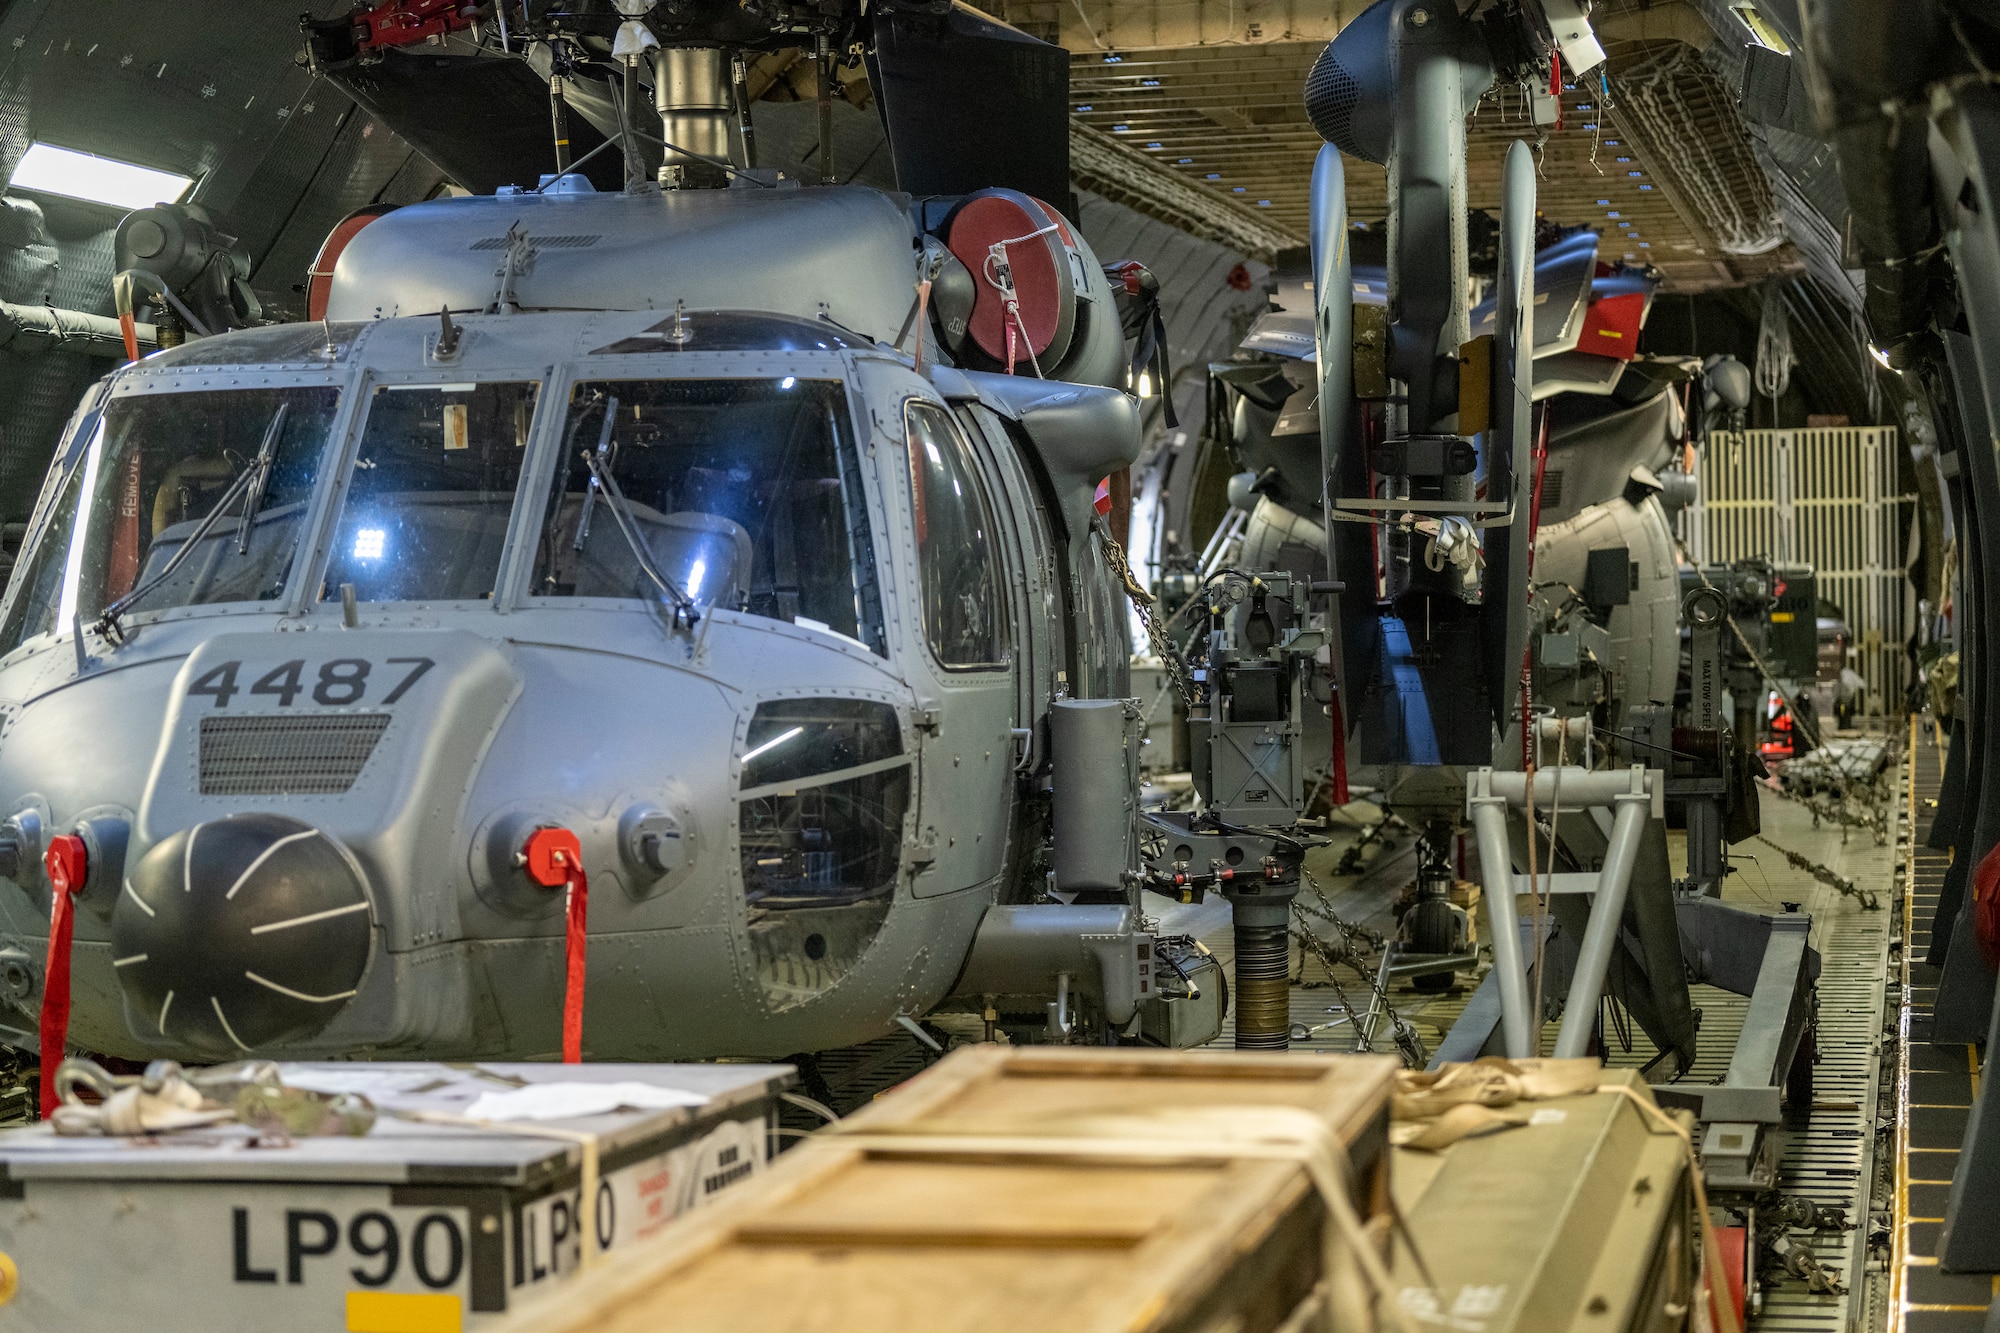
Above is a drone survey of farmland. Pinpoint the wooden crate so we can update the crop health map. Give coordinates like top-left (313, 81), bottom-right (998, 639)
top-left (495, 1047), bottom-right (1400, 1333)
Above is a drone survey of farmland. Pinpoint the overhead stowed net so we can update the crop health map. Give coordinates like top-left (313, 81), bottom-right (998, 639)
top-left (1756, 279), bottom-right (1796, 401)
top-left (1612, 44), bottom-right (1786, 256)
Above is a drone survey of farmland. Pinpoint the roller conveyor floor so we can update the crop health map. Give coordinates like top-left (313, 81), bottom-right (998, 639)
top-left (1154, 729), bottom-right (1908, 1331)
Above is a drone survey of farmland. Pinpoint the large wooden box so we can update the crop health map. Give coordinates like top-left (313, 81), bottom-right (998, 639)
top-left (496, 1047), bottom-right (1400, 1333)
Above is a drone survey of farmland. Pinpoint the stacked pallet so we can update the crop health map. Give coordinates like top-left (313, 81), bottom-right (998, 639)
top-left (496, 1047), bottom-right (1400, 1333)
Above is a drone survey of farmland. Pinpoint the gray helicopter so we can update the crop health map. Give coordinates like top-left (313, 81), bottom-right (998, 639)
top-left (0, 28), bottom-right (1210, 1063)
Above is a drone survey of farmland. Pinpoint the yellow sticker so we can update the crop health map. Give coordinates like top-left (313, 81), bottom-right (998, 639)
top-left (346, 1291), bottom-right (462, 1333)
top-left (1596, 329), bottom-right (1624, 338)
top-left (1770, 612), bottom-right (1794, 622)
top-left (443, 403), bottom-right (469, 451)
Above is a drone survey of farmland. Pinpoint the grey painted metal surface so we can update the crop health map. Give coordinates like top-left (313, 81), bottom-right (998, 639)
top-left (1466, 779), bottom-right (1535, 1058)
top-left (1548, 773), bottom-right (1653, 1059)
top-left (1311, 144), bottom-right (1351, 589)
top-left (322, 186), bottom-right (919, 338)
top-left (0, 175), bottom-right (1169, 1064)
top-left (1050, 698), bottom-right (1139, 893)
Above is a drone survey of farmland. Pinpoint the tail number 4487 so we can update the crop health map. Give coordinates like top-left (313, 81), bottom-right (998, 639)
top-left (187, 658), bottom-right (435, 708)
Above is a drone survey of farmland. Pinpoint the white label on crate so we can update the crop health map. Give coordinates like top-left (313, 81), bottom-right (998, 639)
top-left (513, 1117), bottom-right (764, 1289)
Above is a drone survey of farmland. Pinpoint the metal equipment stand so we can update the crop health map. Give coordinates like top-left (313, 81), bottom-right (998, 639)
top-left (1464, 764), bottom-right (1660, 1058)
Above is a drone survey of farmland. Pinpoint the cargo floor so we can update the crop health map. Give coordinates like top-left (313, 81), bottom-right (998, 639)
top-left (1153, 733), bottom-right (1904, 1333)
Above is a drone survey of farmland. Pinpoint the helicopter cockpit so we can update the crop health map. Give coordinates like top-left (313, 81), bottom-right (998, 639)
top-left (526, 376), bottom-right (877, 648)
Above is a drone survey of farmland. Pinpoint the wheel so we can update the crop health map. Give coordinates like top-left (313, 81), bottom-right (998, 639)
top-left (1410, 896), bottom-right (1457, 952)
top-left (1409, 897), bottom-right (1458, 992)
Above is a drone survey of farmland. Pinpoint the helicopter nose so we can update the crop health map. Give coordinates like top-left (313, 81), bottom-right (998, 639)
top-left (113, 813), bottom-right (373, 1055)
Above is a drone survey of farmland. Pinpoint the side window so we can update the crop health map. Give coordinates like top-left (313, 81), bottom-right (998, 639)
top-left (905, 400), bottom-right (1008, 670)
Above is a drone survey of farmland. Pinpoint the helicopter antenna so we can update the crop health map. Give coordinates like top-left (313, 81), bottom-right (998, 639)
top-left (815, 34), bottom-right (835, 186)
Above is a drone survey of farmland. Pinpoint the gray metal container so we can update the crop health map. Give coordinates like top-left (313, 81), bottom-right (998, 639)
top-left (0, 1062), bottom-right (787, 1330)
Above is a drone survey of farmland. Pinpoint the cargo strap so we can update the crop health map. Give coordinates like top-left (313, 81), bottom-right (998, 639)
top-left (524, 827), bottom-right (590, 1063)
top-left (824, 1106), bottom-right (1422, 1333)
top-left (405, 1112), bottom-right (603, 1273)
top-left (1597, 1083), bottom-right (1744, 1333)
top-left (38, 834), bottom-right (87, 1120)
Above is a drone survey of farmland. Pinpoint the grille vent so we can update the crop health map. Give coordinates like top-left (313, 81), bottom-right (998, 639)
top-left (468, 234), bottom-right (601, 251)
top-left (1304, 47), bottom-right (1361, 157)
top-left (198, 714), bottom-right (391, 796)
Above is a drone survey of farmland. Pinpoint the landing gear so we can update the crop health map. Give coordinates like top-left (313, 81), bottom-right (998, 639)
top-left (1398, 823), bottom-right (1470, 994)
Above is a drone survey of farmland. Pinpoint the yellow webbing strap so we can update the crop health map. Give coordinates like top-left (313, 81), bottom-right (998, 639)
top-left (1387, 1058), bottom-right (1739, 1333)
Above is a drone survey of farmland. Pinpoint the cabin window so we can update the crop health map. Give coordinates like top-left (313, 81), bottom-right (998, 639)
top-left (530, 377), bottom-right (884, 653)
top-left (736, 698), bottom-right (908, 1012)
top-left (320, 380), bottom-right (540, 604)
top-left (0, 386), bottom-right (341, 651)
top-left (904, 400), bottom-right (1009, 670)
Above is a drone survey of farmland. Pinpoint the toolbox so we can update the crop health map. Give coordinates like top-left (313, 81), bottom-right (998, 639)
top-left (0, 1061), bottom-right (788, 1332)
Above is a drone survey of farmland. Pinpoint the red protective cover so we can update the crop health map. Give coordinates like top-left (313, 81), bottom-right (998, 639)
top-left (1973, 840), bottom-right (2000, 965)
top-left (39, 835), bottom-right (87, 1119)
top-left (1711, 1224), bottom-right (1749, 1331)
top-left (944, 193), bottom-right (1069, 366)
top-left (307, 206), bottom-right (398, 322)
top-left (1577, 291), bottom-right (1646, 361)
top-left (357, 0), bottom-right (474, 51)
top-left (524, 827), bottom-right (591, 1063)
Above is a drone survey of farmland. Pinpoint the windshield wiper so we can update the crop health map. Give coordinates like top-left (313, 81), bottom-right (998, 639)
top-left (97, 401), bottom-right (289, 645)
top-left (236, 400), bottom-right (288, 554)
top-left (577, 444), bottom-right (701, 630)
top-left (571, 395), bottom-right (617, 552)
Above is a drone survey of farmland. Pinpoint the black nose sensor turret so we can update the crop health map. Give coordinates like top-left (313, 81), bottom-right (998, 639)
top-left (114, 813), bottom-right (373, 1055)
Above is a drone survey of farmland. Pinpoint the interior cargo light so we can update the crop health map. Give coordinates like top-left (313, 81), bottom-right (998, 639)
top-left (7, 142), bottom-right (192, 210)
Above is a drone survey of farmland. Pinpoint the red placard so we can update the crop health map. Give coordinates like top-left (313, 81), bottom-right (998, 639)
top-left (1577, 291), bottom-right (1645, 361)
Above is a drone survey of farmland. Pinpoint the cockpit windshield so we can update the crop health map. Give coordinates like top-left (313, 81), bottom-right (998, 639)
top-left (532, 378), bottom-right (883, 652)
top-left (321, 381), bottom-right (541, 603)
top-left (0, 386), bottom-right (341, 652)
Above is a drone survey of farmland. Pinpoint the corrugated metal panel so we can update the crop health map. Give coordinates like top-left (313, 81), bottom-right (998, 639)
top-left (1691, 427), bottom-right (1915, 711)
